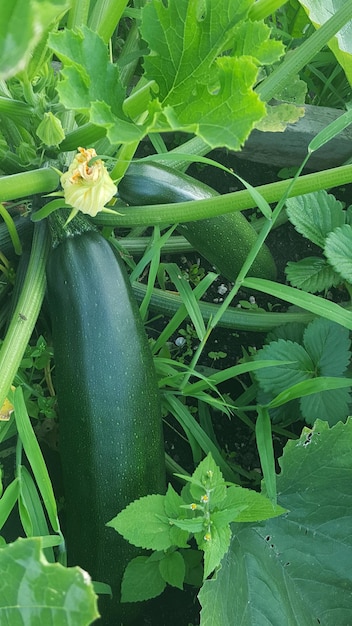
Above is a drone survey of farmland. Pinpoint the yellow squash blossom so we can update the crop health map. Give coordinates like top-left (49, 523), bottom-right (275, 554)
top-left (61, 147), bottom-right (117, 217)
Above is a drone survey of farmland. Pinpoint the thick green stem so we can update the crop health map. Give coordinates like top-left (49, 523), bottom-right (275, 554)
top-left (249, 0), bottom-right (288, 21)
top-left (94, 163), bottom-right (352, 227)
top-left (0, 222), bottom-right (50, 409)
top-left (0, 96), bottom-right (33, 122)
top-left (132, 282), bottom-right (317, 331)
top-left (67, 0), bottom-right (91, 29)
top-left (88, 0), bottom-right (129, 43)
top-left (0, 168), bottom-right (59, 202)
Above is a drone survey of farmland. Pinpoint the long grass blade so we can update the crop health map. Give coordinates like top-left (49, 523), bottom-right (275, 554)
top-left (268, 376), bottom-right (352, 409)
top-left (242, 277), bottom-right (352, 330)
top-left (256, 406), bottom-right (277, 504)
top-left (14, 387), bottom-right (61, 535)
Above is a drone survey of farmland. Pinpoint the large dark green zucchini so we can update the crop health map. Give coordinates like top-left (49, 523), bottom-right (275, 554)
top-left (118, 161), bottom-right (277, 281)
top-left (46, 213), bottom-right (165, 624)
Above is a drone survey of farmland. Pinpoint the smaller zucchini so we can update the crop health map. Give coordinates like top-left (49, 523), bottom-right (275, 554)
top-left (118, 161), bottom-right (277, 281)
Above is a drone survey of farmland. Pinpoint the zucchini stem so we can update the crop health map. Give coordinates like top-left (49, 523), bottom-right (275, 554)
top-left (0, 222), bottom-right (50, 409)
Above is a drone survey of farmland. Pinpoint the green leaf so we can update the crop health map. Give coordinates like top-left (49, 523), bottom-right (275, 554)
top-left (298, 0), bottom-right (352, 85)
top-left (285, 190), bottom-right (346, 248)
top-left (199, 418), bottom-right (352, 625)
top-left (301, 384), bottom-right (351, 426)
top-left (258, 319), bottom-right (351, 425)
top-left (285, 256), bottom-right (342, 293)
top-left (197, 522), bottom-right (232, 580)
top-left (254, 339), bottom-right (314, 394)
top-left (242, 276), bottom-right (352, 330)
top-left (170, 517), bottom-right (205, 534)
top-left (140, 0), bottom-right (266, 150)
top-left (0, 537), bottom-right (99, 624)
top-left (303, 317), bottom-right (351, 376)
top-left (159, 550), bottom-right (186, 590)
top-left (107, 494), bottom-right (173, 551)
top-left (48, 26), bottom-right (144, 144)
top-left (324, 224), bottom-right (352, 283)
top-left (210, 506), bottom-right (248, 526)
top-left (301, 318), bottom-right (351, 424)
top-left (0, 0), bottom-right (70, 79)
top-left (231, 19), bottom-right (285, 65)
top-left (223, 485), bottom-right (286, 523)
top-left (121, 556), bottom-right (166, 602)
top-left (189, 453), bottom-right (227, 507)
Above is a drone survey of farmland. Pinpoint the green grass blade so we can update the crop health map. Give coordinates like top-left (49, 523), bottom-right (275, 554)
top-left (151, 272), bottom-right (217, 354)
top-left (309, 108), bottom-right (352, 153)
top-left (242, 277), bottom-right (352, 330)
top-left (0, 478), bottom-right (19, 530)
top-left (14, 387), bottom-right (61, 535)
top-left (256, 406), bottom-right (277, 504)
top-left (17, 465), bottom-right (55, 562)
top-left (268, 376), bottom-right (352, 409)
top-left (164, 393), bottom-right (238, 483)
top-left (257, 0), bottom-right (352, 102)
top-left (164, 263), bottom-right (207, 341)
top-left (182, 360), bottom-right (294, 396)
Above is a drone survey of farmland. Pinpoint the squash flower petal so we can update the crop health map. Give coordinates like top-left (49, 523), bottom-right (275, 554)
top-left (61, 147), bottom-right (117, 217)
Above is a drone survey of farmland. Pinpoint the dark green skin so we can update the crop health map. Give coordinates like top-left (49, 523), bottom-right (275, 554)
top-left (46, 230), bottom-right (165, 624)
top-left (118, 161), bottom-right (277, 281)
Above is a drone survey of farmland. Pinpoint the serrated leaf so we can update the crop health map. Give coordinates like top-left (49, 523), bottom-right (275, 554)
top-left (231, 19), bottom-right (285, 65)
top-left (159, 550), bottom-right (186, 590)
top-left (303, 317), bottom-right (351, 376)
top-left (170, 517), bottom-right (205, 534)
top-left (223, 485), bottom-right (287, 523)
top-left (107, 494), bottom-right (173, 551)
top-left (301, 386), bottom-right (351, 426)
top-left (121, 556), bottom-right (166, 602)
top-left (164, 483), bottom-right (188, 518)
top-left (211, 506), bottom-right (248, 527)
top-left (324, 223), bottom-right (352, 283)
top-left (48, 27), bottom-right (145, 144)
top-left (199, 418), bottom-right (352, 625)
top-left (0, 537), bottom-right (99, 624)
top-left (140, 0), bottom-right (266, 150)
top-left (286, 190), bottom-right (346, 248)
top-left (198, 522), bottom-right (232, 580)
top-left (189, 453), bottom-right (227, 506)
top-left (285, 256), bottom-right (341, 293)
top-left (254, 339), bottom-right (314, 395)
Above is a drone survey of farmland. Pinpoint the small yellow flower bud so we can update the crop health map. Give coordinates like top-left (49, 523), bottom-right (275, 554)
top-left (61, 147), bottom-right (117, 217)
top-left (200, 494), bottom-right (209, 503)
top-left (203, 532), bottom-right (211, 542)
top-left (190, 503), bottom-right (198, 510)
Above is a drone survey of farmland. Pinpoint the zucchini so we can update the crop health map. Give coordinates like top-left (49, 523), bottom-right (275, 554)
top-left (118, 161), bottom-right (277, 281)
top-left (46, 213), bottom-right (165, 624)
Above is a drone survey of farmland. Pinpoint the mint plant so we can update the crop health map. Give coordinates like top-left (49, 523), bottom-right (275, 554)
top-left (107, 453), bottom-right (286, 602)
